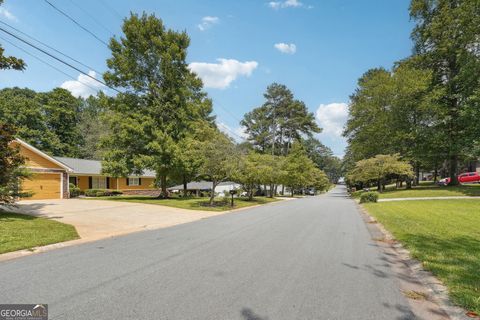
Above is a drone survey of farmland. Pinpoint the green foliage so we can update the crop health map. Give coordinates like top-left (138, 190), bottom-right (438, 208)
top-left (69, 183), bottom-right (82, 198)
top-left (0, 124), bottom-right (31, 204)
top-left (347, 154), bottom-right (414, 191)
top-left (194, 127), bottom-right (240, 204)
top-left (301, 137), bottom-right (343, 183)
top-left (0, 87), bottom-right (87, 158)
top-left (359, 192), bottom-right (379, 203)
top-left (241, 83), bottom-right (320, 155)
top-left (281, 142), bottom-right (328, 195)
top-left (101, 13), bottom-right (214, 195)
top-left (84, 189), bottom-right (123, 197)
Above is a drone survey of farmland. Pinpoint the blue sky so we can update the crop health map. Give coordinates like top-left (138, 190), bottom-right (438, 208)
top-left (0, 0), bottom-right (414, 156)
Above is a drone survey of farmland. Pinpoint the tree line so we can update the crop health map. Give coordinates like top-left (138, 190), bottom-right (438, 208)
top-left (0, 12), bottom-right (339, 203)
top-left (344, 0), bottom-right (480, 189)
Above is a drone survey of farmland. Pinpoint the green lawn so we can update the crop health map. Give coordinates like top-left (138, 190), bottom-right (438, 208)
top-left (90, 196), bottom-right (280, 212)
top-left (353, 182), bottom-right (480, 199)
top-left (363, 200), bottom-right (480, 314)
top-left (0, 211), bottom-right (79, 254)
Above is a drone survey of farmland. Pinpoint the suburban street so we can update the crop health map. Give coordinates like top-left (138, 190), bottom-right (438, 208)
top-left (0, 186), bottom-right (414, 320)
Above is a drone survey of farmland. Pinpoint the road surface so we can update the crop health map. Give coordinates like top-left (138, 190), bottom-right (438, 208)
top-left (0, 185), bottom-right (414, 319)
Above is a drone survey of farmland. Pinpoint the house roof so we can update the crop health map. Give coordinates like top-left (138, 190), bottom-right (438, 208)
top-left (15, 138), bottom-right (74, 172)
top-left (168, 181), bottom-right (240, 191)
top-left (54, 157), bottom-right (156, 177)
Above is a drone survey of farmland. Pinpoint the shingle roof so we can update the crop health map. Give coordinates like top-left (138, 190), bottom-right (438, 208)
top-left (54, 157), bottom-right (156, 177)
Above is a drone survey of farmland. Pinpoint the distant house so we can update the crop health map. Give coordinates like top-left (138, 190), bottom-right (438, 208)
top-left (12, 138), bottom-right (156, 200)
top-left (169, 181), bottom-right (241, 196)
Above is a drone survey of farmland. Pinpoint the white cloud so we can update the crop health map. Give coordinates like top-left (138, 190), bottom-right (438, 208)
top-left (269, 0), bottom-right (303, 9)
top-left (189, 58), bottom-right (258, 89)
top-left (274, 43), bottom-right (297, 54)
top-left (0, 7), bottom-right (17, 21)
top-left (217, 121), bottom-right (247, 142)
top-left (61, 71), bottom-right (105, 98)
top-left (197, 16), bottom-right (219, 31)
top-left (315, 103), bottom-right (349, 137)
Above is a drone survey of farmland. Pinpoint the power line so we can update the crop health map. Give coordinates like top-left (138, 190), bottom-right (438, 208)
top-left (0, 20), bottom-right (103, 76)
top-left (0, 25), bottom-right (120, 93)
top-left (43, 0), bottom-right (109, 47)
top-left (98, 0), bottom-right (123, 20)
top-left (0, 35), bottom-right (100, 93)
top-left (67, 0), bottom-right (115, 36)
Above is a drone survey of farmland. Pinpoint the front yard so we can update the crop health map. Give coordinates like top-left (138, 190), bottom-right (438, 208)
top-left (353, 182), bottom-right (480, 199)
top-left (363, 200), bottom-right (480, 314)
top-left (0, 211), bottom-right (79, 254)
top-left (91, 196), bottom-right (280, 212)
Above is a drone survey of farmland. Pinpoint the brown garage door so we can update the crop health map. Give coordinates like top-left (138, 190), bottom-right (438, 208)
top-left (23, 173), bottom-right (61, 200)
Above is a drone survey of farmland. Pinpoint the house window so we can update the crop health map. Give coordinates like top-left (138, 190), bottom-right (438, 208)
top-left (92, 176), bottom-right (106, 189)
top-left (69, 176), bottom-right (78, 186)
top-left (128, 177), bottom-right (140, 186)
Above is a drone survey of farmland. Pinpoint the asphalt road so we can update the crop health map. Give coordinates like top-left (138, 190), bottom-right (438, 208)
top-left (0, 185), bottom-right (414, 320)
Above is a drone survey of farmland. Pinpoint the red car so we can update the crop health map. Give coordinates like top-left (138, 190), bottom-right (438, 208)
top-left (438, 172), bottom-right (480, 185)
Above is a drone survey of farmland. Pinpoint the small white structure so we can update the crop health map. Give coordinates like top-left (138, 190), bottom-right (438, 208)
top-left (168, 180), bottom-right (241, 196)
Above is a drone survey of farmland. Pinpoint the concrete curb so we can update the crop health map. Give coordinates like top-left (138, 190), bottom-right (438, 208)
top-left (357, 203), bottom-right (474, 320)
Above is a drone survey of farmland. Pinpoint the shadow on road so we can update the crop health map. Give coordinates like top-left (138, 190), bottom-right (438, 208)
top-left (241, 308), bottom-right (269, 320)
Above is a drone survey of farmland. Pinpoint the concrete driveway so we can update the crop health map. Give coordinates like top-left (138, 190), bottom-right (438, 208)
top-left (14, 199), bottom-right (222, 240)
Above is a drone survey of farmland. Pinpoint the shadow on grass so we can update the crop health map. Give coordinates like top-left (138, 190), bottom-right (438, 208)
top-left (397, 234), bottom-right (480, 313)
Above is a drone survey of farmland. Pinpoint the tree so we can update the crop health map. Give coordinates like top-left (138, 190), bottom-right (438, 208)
top-left (235, 152), bottom-right (265, 200)
top-left (195, 129), bottom-right (239, 205)
top-left (0, 124), bottom-right (30, 204)
top-left (281, 143), bottom-right (318, 196)
top-left (0, 0), bottom-right (25, 71)
top-left (0, 87), bottom-right (84, 157)
top-left (37, 88), bottom-right (83, 157)
top-left (410, 0), bottom-right (480, 184)
top-left (346, 154), bottom-right (414, 192)
top-left (242, 83), bottom-right (320, 156)
top-left (77, 95), bottom-right (111, 159)
top-left (301, 137), bottom-right (343, 183)
top-left (101, 13), bottom-right (214, 196)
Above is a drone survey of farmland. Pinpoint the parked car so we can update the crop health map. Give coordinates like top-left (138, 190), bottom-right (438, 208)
top-left (437, 172), bottom-right (480, 186)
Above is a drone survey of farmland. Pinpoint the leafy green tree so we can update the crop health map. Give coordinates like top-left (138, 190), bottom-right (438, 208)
top-left (195, 128), bottom-right (239, 205)
top-left (346, 154), bottom-right (414, 192)
top-left (101, 13), bottom-right (214, 196)
top-left (410, 0), bottom-right (480, 184)
top-left (0, 124), bottom-right (30, 204)
top-left (301, 137), bottom-right (343, 183)
top-left (38, 88), bottom-right (83, 157)
top-left (281, 143), bottom-right (317, 196)
top-left (235, 152), bottom-right (265, 200)
top-left (242, 83), bottom-right (320, 156)
top-left (77, 95), bottom-right (110, 159)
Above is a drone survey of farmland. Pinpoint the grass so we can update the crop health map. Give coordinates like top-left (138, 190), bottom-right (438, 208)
top-left (363, 200), bottom-right (480, 314)
top-left (352, 182), bottom-right (480, 199)
top-left (89, 195), bottom-right (280, 212)
top-left (0, 211), bottom-right (79, 254)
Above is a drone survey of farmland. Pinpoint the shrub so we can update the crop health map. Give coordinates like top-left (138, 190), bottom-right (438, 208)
top-left (360, 191), bottom-right (379, 203)
top-left (84, 189), bottom-right (123, 197)
top-left (69, 183), bottom-right (82, 198)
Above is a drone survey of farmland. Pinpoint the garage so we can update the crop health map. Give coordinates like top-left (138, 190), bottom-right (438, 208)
top-left (22, 173), bottom-right (62, 200)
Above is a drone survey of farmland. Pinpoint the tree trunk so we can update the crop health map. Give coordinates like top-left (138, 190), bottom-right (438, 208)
top-left (406, 177), bottom-right (412, 189)
top-left (269, 184), bottom-right (274, 198)
top-left (433, 168), bottom-right (438, 182)
top-left (158, 175), bottom-right (168, 198)
top-left (291, 186), bottom-right (294, 197)
top-left (281, 185), bottom-right (284, 195)
top-left (249, 189), bottom-right (254, 201)
top-left (377, 180), bottom-right (382, 192)
top-left (209, 181), bottom-right (217, 205)
top-left (183, 175), bottom-right (188, 197)
top-left (415, 163), bottom-right (420, 186)
top-left (449, 155), bottom-right (459, 185)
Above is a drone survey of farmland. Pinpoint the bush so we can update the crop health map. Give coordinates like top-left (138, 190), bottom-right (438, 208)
top-left (84, 189), bottom-right (123, 197)
top-left (360, 191), bottom-right (379, 203)
top-left (69, 183), bottom-right (82, 198)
